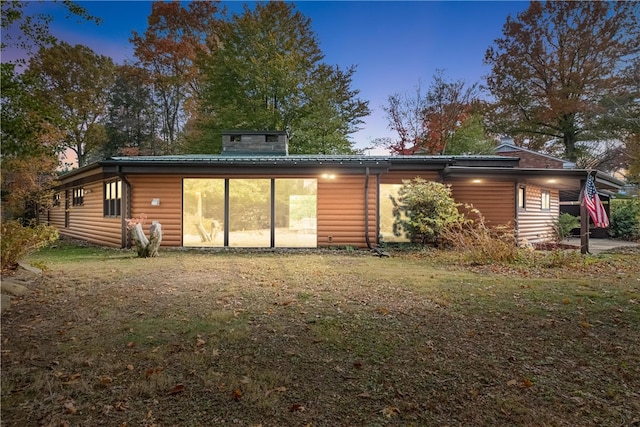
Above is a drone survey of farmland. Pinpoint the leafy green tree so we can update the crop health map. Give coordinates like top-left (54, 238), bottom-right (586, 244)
top-left (1, 0), bottom-right (99, 55)
top-left (485, 1), bottom-right (640, 162)
top-left (293, 64), bottom-right (370, 154)
top-left (392, 178), bottom-right (464, 244)
top-left (1, 63), bottom-right (62, 218)
top-left (25, 42), bottom-right (115, 167)
top-left (198, 2), bottom-right (369, 154)
top-left (445, 114), bottom-right (495, 155)
top-left (103, 64), bottom-right (158, 158)
top-left (131, 1), bottom-right (224, 152)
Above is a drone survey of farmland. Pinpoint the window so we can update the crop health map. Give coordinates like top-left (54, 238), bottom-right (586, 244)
top-left (230, 135), bottom-right (241, 142)
top-left (379, 184), bottom-right (411, 243)
top-left (104, 179), bottom-right (122, 217)
top-left (182, 178), bottom-right (318, 248)
top-left (541, 190), bottom-right (550, 211)
top-left (53, 193), bottom-right (61, 207)
top-left (266, 134), bottom-right (279, 143)
top-left (72, 188), bottom-right (84, 206)
top-left (518, 186), bottom-right (526, 210)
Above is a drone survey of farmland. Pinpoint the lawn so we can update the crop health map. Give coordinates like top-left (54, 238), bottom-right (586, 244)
top-left (1, 242), bottom-right (639, 426)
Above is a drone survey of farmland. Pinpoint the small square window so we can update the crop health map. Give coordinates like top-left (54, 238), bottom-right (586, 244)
top-left (230, 135), bottom-right (242, 142)
top-left (266, 134), bottom-right (279, 143)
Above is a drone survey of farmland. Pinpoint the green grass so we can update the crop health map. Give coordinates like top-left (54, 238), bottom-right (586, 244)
top-left (2, 243), bottom-right (639, 426)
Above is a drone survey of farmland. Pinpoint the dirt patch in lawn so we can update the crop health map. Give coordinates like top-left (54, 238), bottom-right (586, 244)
top-left (2, 245), bottom-right (639, 426)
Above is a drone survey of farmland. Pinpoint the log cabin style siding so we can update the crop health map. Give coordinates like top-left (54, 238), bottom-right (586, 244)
top-left (47, 133), bottom-right (622, 250)
top-left (516, 185), bottom-right (560, 245)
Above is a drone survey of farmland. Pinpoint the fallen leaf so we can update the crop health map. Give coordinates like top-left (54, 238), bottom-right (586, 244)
top-left (64, 400), bottom-right (78, 414)
top-left (126, 364), bottom-right (134, 371)
top-left (353, 361), bottom-right (363, 369)
top-left (99, 375), bottom-right (113, 385)
top-left (289, 403), bottom-right (305, 412)
top-left (581, 322), bottom-right (591, 329)
top-left (114, 400), bottom-right (128, 411)
top-left (522, 377), bottom-right (533, 388)
top-left (196, 338), bottom-right (206, 347)
top-left (507, 379), bottom-right (518, 386)
top-left (274, 386), bottom-right (287, 392)
top-left (168, 383), bottom-right (185, 395)
top-left (232, 388), bottom-right (243, 401)
top-left (126, 341), bottom-right (136, 348)
top-left (382, 406), bottom-right (400, 418)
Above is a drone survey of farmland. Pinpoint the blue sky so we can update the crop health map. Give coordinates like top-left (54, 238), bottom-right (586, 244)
top-left (5, 1), bottom-right (531, 152)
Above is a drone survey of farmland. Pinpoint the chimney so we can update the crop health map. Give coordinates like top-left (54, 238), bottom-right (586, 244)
top-left (221, 131), bottom-right (288, 156)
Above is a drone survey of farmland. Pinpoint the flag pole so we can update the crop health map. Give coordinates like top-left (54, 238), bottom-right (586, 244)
top-left (580, 178), bottom-right (589, 254)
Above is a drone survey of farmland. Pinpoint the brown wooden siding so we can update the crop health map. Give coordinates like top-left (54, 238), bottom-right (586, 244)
top-left (448, 181), bottom-right (516, 227)
top-left (517, 185), bottom-right (559, 244)
top-left (58, 182), bottom-right (122, 247)
top-left (46, 191), bottom-right (66, 229)
top-left (380, 171), bottom-right (440, 184)
top-left (317, 175), bottom-right (376, 248)
top-left (128, 175), bottom-right (183, 247)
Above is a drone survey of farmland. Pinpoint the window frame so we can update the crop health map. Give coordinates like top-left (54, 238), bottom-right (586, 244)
top-left (103, 179), bottom-right (122, 217)
top-left (72, 187), bottom-right (84, 206)
top-left (518, 186), bottom-right (526, 211)
top-left (541, 190), bottom-right (550, 211)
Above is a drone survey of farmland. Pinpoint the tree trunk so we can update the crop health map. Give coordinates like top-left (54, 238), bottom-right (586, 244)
top-left (130, 222), bottom-right (162, 257)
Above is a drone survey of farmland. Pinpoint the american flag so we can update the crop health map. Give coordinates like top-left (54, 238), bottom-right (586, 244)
top-left (582, 175), bottom-right (609, 228)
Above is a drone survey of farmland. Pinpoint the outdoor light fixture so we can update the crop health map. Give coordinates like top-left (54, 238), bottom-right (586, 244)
top-left (472, 179), bottom-right (482, 183)
top-left (151, 198), bottom-right (160, 206)
top-left (321, 173), bottom-right (336, 180)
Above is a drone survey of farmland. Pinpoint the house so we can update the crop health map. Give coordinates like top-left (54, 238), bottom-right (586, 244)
top-left (494, 139), bottom-right (617, 239)
top-left (42, 131), bottom-right (623, 250)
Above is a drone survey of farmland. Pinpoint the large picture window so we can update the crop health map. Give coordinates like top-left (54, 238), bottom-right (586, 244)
top-left (183, 178), bottom-right (317, 248)
top-left (229, 179), bottom-right (271, 247)
top-left (104, 180), bottom-right (121, 217)
top-left (183, 179), bottom-right (225, 247)
top-left (274, 179), bottom-right (317, 247)
top-left (379, 184), bottom-right (410, 243)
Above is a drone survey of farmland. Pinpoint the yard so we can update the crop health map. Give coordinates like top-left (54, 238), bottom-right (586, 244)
top-left (1, 242), bottom-right (639, 426)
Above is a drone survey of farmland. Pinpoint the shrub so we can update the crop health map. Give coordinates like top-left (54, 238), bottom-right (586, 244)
top-left (609, 198), bottom-right (640, 241)
top-left (552, 213), bottom-right (580, 243)
top-left (392, 178), bottom-right (465, 244)
top-left (1, 220), bottom-right (59, 270)
top-left (439, 207), bottom-right (520, 264)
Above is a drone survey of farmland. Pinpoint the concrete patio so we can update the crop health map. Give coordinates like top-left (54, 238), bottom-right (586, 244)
top-left (562, 237), bottom-right (640, 254)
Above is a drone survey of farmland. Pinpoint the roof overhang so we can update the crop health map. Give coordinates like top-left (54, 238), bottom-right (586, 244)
top-left (442, 166), bottom-right (624, 191)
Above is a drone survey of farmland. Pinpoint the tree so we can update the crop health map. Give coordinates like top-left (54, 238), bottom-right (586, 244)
top-left (25, 42), bottom-right (115, 167)
top-left (377, 71), bottom-right (481, 155)
top-left (198, 2), bottom-right (368, 154)
top-left (131, 0), bottom-right (224, 153)
top-left (484, 1), bottom-right (640, 162)
top-left (445, 114), bottom-right (495, 155)
top-left (293, 64), bottom-right (370, 154)
top-left (392, 178), bottom-right (464, 244)
top-left (423, 70), bottom-right (479, 154)
top-left (1, 63), bottom-right (62, 219)
top-left (103, 64), bottom-right (158, 158)
top-left (1, 0), bottom-right (99, 56)
top-left (376, 82), bottom-right (428, 155)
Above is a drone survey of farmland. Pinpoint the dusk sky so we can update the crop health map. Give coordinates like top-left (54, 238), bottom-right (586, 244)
top-left (5, 1), bottom-right (532, 152)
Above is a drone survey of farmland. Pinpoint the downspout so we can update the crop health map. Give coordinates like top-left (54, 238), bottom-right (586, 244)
top-left (364, 167), bottom-right (389, 257)
top-left (117, 166), bottom-right (132, 249)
